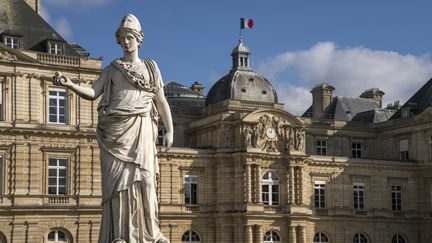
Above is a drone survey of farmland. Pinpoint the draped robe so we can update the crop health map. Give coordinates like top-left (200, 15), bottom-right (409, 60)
top-left (96, 59), bottom-right (164, 243)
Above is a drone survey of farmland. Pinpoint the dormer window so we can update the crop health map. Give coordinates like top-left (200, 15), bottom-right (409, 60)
top-left (401, 107), bottom-right (412, 118)
top-left (3, 36), bottom-right (20, 49)
top-left (48, 41), bottom-right (63, 55)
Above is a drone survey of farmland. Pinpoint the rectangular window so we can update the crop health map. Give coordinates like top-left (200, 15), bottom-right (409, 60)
top-left (4, 36), bottom-right (19, 49)
top-left (352, 143), bottom-right (362, 158)
top-left (48, 42), bottom-right (63, 55)
top-left (314, 181), bottom-right (326, 208)
top-left (391, 185), bottom-right (402, 211)
top-left (353, 183), bottom-right (365, 209)
top-left (184, 175), bottom-right (197, 205)
top-left (399, 139), bottom-right (409, 161)
top-left (0, 80), bottom-right (3, 121)
top-left (316, 140), bottom-right (327, 155)
top-left (48, 88), bottom-right (67, 124)
top-left (262, 172), bottom-right (279, 206)
top-left (0, 156), bottom-right (2, 195)
top-left (157, 128), bottom-right (166, 145)
top-left (48, 158), bottom-right (67, 195)
top-left (429, 137), bottom-right (432, 161)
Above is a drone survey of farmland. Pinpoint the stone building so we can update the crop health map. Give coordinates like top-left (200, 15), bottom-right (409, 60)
top-left (0, 0), bottom-right (102, 242)
top-left (1, 1), bottom-right (432, 243)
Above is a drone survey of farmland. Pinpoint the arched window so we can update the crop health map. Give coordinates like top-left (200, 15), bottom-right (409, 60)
top-left (182, 230), bottom-right (201, 243)
top-left (47, 229), bottom-right (69, 243)
top-left (0, 231), bottom-right (6, 243)
top-left (353, 233), bottom-right (368, 243)
top-left (392, 234), bottom-right (407, 243)
top-left (263, 230), bottom-right (280, 243)
top-left (262, 171), bottom-right (279, 205)
top-left (314, 232), bottom-right (329, 243)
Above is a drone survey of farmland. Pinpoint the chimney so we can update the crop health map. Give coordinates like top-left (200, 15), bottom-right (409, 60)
top-left (311, 83), bottom-right (335, 117)
top-left (360, 88), bottom-right (385, 108)
top-left (191, 81), bottom-right (204, 94)
top-left (24, 0), bottom-right (40, 14)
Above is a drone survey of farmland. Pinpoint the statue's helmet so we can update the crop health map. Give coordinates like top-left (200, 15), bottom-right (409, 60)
top-left (119, 14), bottom-right (141, 32)
top-left (115, 13), bottom-right (144, 47)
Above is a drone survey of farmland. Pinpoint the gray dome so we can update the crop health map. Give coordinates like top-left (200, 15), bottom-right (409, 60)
top-left (205, 69), bottom-right (278, 106)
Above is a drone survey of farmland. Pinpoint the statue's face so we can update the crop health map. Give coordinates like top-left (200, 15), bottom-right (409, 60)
top-left (118, 29), bottom-right (139, 53)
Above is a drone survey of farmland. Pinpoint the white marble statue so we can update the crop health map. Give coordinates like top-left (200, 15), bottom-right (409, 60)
top-left (53, 14), bottom-right (173, 243)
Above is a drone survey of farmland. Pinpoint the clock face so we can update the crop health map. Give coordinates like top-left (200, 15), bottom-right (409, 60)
top-left (266, 127), bottom-right (277, 139)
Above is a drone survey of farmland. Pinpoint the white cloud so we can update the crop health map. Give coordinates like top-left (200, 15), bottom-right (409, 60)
top-left (257, 42), bottom-right (432, 114)
top-left (54, 18), bottom-right (73, 41)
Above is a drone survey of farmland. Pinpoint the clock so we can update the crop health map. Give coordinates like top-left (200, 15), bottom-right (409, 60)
top-left (266, 127), bottom-right (277, 139)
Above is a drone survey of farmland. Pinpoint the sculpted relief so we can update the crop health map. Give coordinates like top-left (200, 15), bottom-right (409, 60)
top-left (243, 114), bottom-right (304, 153)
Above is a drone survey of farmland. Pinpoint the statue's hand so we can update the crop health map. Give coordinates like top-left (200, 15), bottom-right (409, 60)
top-left (162, 130), bottom-right (173, 151)
top-left (53, 71), bottom-right (73, 88)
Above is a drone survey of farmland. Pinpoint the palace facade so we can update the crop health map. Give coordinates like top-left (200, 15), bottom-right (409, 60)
top-left (0, 1), bottom-right (431, 243)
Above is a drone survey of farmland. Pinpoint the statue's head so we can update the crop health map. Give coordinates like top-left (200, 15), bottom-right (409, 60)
top-left (115, 14), bottom-right (144, 49)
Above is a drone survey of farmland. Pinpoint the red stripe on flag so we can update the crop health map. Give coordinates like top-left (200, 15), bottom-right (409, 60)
top-left (247, 19), bottom-right (253, 28)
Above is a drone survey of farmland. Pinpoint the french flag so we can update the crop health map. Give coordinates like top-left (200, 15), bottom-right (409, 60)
top-left (241, 18), bottom-right (254, 29)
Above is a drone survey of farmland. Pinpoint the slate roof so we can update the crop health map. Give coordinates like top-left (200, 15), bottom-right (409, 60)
top-left (390, 78), bottom-right (432, 119)
top-left (352, 108), bottom-right (396, 123)
top-left (0, 0), bottom-right (82, 56)
top-left (303, 96), bottom-right (392, 122)
top-left (164, 81), bottom-right (206, 109)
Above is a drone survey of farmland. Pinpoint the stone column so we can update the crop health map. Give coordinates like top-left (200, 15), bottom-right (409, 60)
top-left (286, 168), bottom-right (290, 205)
top-left (254, 224), bottom-right (262, 243)
top-left (298, 226), bottom-right (306, 243)
top-left (298, 167), bottom-right (303, 205)
top-left (289, 167), bottom-right (295, 205)
top-left (256, 165), bottom-right (262, 204)
top-left (246, 164), bottom-right (252, 203)
top-left (289, 225), bottom-right (297, 243)
top-left (245, 225), bottom-right (253, 243)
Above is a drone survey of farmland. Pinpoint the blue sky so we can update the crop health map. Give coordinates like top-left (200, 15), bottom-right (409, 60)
top-left (41, 0), bottom-right (432, 114)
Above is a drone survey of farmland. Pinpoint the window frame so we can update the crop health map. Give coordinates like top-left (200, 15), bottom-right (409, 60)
top-left (263, 230), bottom-right (281, 243)
top-left (48, 158), bottom-right (68, 196)
top-left (181, 230), bottom-right (201, 243)
top-left (316, 140), bottom-right (327, 155)
top-left (351, 142), bottom-right (362, 158)
top-left (313, 232), bottom-right (329, 243)
top-left (157, 127), bottom-right (166, 146)
top-left (262, 171), bottom-right (280, 206)
top-left (353, 233), bottom-right (368, 243)
top-left (353, 183), bottom-right (365, 210)
top-left (3, 35), bottom-right (20, 49)
top-left (399, 139), bottom-right (409, 161)
top-left (314, 181), bottom-right (326, 208)
top-left (48, 41), bottom-right (64, 55)
top-left (184, 175), bottom-right (198, 205)
top-left (0, 78), bottom-right (3, 121)
top-left (391, 185), bottom-right (402, 211)
top-left (48, 87), bottom-right (68, 125)
top-left (429, 136), bottom-right (432, 161)
top-left (392, 234), bottom-right (407, 243)
top-left (47, 229), bottom-right (70, 243)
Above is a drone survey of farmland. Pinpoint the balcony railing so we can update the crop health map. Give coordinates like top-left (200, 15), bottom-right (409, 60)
top-left (48, 196), bottom-right (70, 204)
top-left (37, 53), bottom-right (80, 67)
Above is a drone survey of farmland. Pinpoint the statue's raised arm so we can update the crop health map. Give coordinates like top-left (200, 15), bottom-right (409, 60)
top-left (52, 69), bottom-right (106, 101)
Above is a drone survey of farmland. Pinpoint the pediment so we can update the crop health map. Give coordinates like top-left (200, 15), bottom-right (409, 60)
top-left (0, 44), bottom-right (39, 63)
top-left (241, 108), bottom-right (303, 127)
top-left (241, 109), bottom-right (305, 154)
top-left (414, 107), bottom-right (432, 122)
